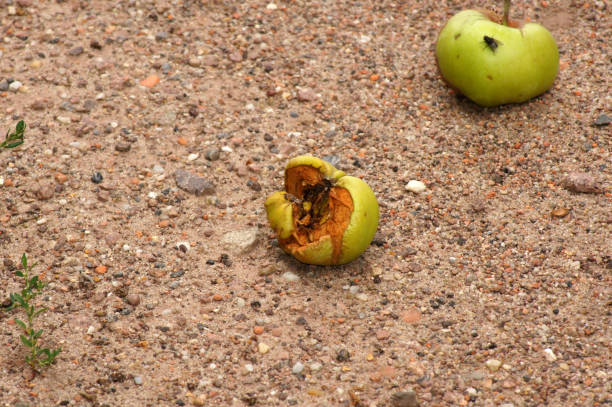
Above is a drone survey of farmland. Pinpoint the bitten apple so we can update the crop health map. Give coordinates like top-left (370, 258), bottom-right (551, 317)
top-left (265, 155), bottom-right (379, 266)
top-left (436, 2), bottom-right (559, 107)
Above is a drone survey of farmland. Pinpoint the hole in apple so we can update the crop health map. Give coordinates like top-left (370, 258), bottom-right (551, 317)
top-left (283, 165), bottom-right (354, 263)
top-left (454, 33), bottom-right (461, 40)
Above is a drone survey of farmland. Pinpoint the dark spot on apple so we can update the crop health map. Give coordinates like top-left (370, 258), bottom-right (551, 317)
top-left (454, 33), bottom-right (461, 40)
top-left (487, 75), bottom-right (493, 81)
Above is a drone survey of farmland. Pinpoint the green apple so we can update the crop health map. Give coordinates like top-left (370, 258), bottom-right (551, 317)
top-left (265, 155), bottom-right (379, 266)
top-left (436, 4), bottom-right (559, 107)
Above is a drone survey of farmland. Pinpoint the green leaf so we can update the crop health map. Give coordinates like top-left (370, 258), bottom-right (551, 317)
top-left (16, 120), bottom-right (25, 133)
top-left (21, 254), bottom-right (27, 269)
top-left (14, 318), bottom-right (27, 330)
top-left (33, 329), bottom-right (43, 339)
top-left (13, 293), bottom-right (26, 308)
top-left (20, 335), bottom-right (32, 347)
top-left (15, 271), bottom-right (24, 277)
top-left (29, 276), bottom-right (39, 288)
top-left (4, 140), bottom-right (24, 149)
top-left (33, 307), bottom-right (47, 318)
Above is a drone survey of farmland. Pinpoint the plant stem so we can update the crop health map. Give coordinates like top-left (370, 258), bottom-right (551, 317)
top-left (503, 0), bottom-right (511, 26)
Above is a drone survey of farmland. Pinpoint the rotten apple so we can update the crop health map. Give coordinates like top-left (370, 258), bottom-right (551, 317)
top-left (265, 155), bottom-right (379, 266)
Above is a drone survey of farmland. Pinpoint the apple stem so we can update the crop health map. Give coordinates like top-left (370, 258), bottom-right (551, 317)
top-left (503, 0), bottom-right (511, 26)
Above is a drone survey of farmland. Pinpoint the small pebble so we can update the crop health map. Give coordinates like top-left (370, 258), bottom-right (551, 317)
top-left (391, 389), bottom-right (419, 407)
top-left (222, 227), bottom-right (259, 254)
top-left (336, 349), bottom-right (350, 362)
top-left (292, 362), bottom-right (304, 374)
top-left (258, 342), bottom-right (270, 354)
top-left (126, 294), bottom-right (140, 306)
top-left (68, 46), bottom-right (84, 56)
top-left (297, 87), bottom-right (316, 102)
top-left (175, 169), bottom-right (215, 195)
top-left (205, 149), bottom-right (220, 161)
top-left (593, 113), bottom-right (611, 126)
top-left (134, 376), bottom-right (143, 385)
top-left (281, 271), bottom-right (300, 282)
top-left (543, 348), bottom-right (557, 362)
top-left (9, 81), bottom-right (22, 92)
top-left (115, 142), bottom-right (131, 152)
top-left (91, 172), bottom-right (104, 184)
top-left (561, 172), bottom-right (602, 194)
top-left (405, 180), bottom-right (426, 193)
top-left (485, 359), bottom-right (502, 372)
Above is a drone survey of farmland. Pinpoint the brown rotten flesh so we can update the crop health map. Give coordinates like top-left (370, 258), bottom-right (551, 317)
top-left (282, 165), bottom-right (353, 264)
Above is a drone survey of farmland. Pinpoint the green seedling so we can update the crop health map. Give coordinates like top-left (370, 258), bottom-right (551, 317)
top-left (1, 120), bottom-right (25, 151)
top-left (5, 254), bottom-right (61, 371)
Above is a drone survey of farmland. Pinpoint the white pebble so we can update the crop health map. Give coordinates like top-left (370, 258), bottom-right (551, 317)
top-left (134, 376), bottom-right (143, 385)
top-left (258, 342), bottom-right (270, 354)
top-left (221, 146), bottom-right (233, 152)
top-left (281, 271), bottom-right (300, 282)
top-left (543, 348), bottom-right (557, 362)
top-left (95, 92), bottom-right (105, 100)
top-left (86, 325), bottom-right (96, 334)
top-left (236, 297), bottom-right (246, 307)
top-left (152, 164), bottom-right (165, 174)
top-left (266, 2), bottom-right (277, 10)
top-left (405, 180), bottom-right (426, 193)
top-left (485, 359), bottom-right (502, 372)
top-left (292, 362), bottom-right (304, 374)
top-left (187, 153), bottom-right (199, 161)
top-left (355, 293), bottom-right (369, 301)
top-left (310, 362), bottom-right (323, 371)
top-left (56, 116), bottom-right (71, 124)
top-left (147, 191), bottom-right (158, 199)
top-left (9, 81), bottom-right (22, 91)
top-left (244, 363), bottom-right (254, 373)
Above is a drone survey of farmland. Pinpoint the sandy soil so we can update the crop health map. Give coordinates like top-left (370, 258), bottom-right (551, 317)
top-left (0, 0), bottom-right (610, 406)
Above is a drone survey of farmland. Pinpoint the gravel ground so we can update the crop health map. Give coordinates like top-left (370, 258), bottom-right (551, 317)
top-left (0, 0), bottom-right (610, 406)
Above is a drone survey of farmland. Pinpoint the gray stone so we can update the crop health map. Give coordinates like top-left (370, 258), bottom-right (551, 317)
top-left (205, 148), bottom-right (220, 161)
top-left (115, 141), bottom-right (131, 152)
top-left (175, 170), bottom-right (215, 196)
top-left (68, 46), bottom-right (84, 56)
top-left (391, 390), bottom-right (419, 407)
top-left (155, 32), bottom-right (169, 41)
top-left (594, 113), bottom-right (610, 126)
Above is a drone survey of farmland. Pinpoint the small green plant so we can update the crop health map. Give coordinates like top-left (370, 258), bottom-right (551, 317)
top-left (1, 120), bottom-right (25, 151)
top-left (6, 254), bottom-right (61, 370)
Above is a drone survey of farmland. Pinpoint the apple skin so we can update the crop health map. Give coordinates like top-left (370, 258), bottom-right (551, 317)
top-left (436, 10), bottom-right (559, 107)
top-left (265, 155), bottom-right (379, 266)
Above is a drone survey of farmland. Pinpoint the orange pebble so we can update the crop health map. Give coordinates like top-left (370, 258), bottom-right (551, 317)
top-left (253, 326), bottom-right (264, 335)
top-left (94, 265), bottom-right (107, 275)
top-left (140, 75), bottom-right (160, 88)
